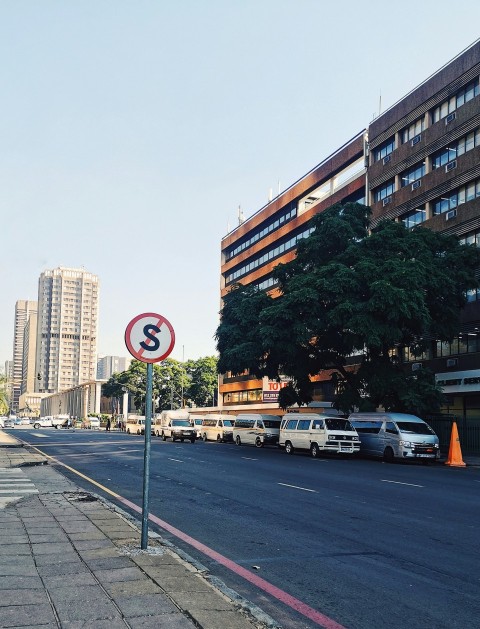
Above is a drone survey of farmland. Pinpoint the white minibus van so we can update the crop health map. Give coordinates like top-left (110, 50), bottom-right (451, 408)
top-left (348, 412), bottom-right (440, 462)
top-left (233, 414), bottom-right (281, 447)
top-left (201, 415), bottom-right (235, 442)
top-left (125, 416), bottom-right (146, 435)
top-left (189, 415), bottom-right (205, 439)
top-left (279, 413), bottom-right (360, 457)
top-left (156, 410), bottom-right (196, 442)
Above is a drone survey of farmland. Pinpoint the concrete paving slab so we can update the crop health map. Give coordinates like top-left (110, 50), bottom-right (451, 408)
top-left (0, 535), bottom-right (29, 544)
top-left (71, 539), bottom-right (115, 551)
top-left (42, 572), bottom-right (97, 588)
top-left (171, 589), bottom-right (235, 611)
top-left (115, 593), bottom-right (179, 617)
top-left (77, 546), bottom-right (119, 560)
top-left (33, 552), bottom-right (81, 566)
top-left (0, 564), bottom-right (39, 577)
top-left (0, 603), bottom-right (56, 628)
top-left (140, 564), bottom-right (197, 579)
top-left (0, 588), bottom-right (50, 606)
top-left (125, 613), bottom-right (196, 629)
top-left (104, 578), bottom-right (164, 597)
top-left (48, 584), bottom-right (110, 604)
top-left (36, 562), bottom-right (90, 577)
top-left (28, 532), bottom-right (70, 543)
top-left (31, 542), bottom-right (73, 555)
top-left (92, 567), bottom-right (148, 583)
top-left (61, 619), bottom-right (128, 629)
top-left (82, 556), bottom-right (134, 571)
top-left (0, 543), bottom-right (32, 556)
top-left (0, 576), bottom-right (44, 590)
top-left (155, 575), bottom-right (214, 593)
top-left (67, 530), bottom-right (109, 541)
top-left (54, 597), bottom-right (121, 623)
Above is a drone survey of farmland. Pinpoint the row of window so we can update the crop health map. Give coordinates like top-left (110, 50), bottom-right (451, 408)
top-left (403, 334), bottom-right (480, 361)
top-left (373, 78), bottom-right (479, 162)
top-left (225, 226), bottom-right (315, 284)
top-left (223, 389), bottom-right (262, 403)
top-left (431, 128), bottom-right (480, 169)
top-left (432, 177), bottom-right (480, 214)
top-left (226, 204), bottom-right (297, 260)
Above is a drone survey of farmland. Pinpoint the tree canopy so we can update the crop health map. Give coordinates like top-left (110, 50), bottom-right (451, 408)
top-left (102, 355), bottom-right (218, 412)
top-left (0, 374), bottom-right (9, 416)
top-left (216, 202), bottom-right (480, 415)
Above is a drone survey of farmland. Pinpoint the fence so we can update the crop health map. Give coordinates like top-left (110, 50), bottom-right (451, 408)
top-left (424, 414), bottom-right (480, 455)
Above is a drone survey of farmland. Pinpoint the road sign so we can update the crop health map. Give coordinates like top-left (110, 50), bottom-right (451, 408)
top-left (125, 312), bottom-right (175, 364)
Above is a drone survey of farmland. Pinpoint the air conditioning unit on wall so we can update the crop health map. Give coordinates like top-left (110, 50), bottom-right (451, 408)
top-left (412, 362), bottom-right (422, 371)
top-left (446, 358), bottom-right (458, 368)
top-left (446, 209), bottom-right (457, 221)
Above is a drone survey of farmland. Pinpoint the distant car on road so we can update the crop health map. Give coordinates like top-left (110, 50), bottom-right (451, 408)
top-left (3, 418), bottom-right (15, 428)
top-left (82, 417), bottom-right (101, 430)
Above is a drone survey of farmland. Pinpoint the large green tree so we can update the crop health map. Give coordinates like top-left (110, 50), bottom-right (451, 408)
top-left (184, 356), bottom-right (218, 407)
top-left (216, 202), bottom-right (480, 415)
top-left (0, 374), bottom-right (10, 416)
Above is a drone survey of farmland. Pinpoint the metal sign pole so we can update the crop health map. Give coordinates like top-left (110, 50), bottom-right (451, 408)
top-left (141, 362), bottom-right (153, 549)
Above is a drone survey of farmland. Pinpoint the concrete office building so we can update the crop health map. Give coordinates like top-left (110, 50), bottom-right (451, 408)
top-left (219, 39), bottom-right (480, 427)
top-left (35, 267), bottom-right (99, 394)
top-left (220, 132), bottom-right (366, 410)
top-left (96, 355), bottom-right (132, 381)
top-left (11, 300), bottom-right (37, 413)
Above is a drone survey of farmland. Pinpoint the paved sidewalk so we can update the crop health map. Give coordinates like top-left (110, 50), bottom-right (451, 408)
top-left (0, 431), bottom-right (273, 629)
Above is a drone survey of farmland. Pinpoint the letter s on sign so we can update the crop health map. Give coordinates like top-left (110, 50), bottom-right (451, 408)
top-left (140, 324), bottom-right (160, 352)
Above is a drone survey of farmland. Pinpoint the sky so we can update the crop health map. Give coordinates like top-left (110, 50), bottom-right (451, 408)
top-left (1, 0), bottom-right (479, 368)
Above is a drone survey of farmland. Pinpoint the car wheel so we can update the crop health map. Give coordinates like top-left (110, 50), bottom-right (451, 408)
top-left (255, 437), bottom-right (263, 448)
top-left (235, 435), bottom-right (241, 446)
top-left (162, 432), bottom-right (167, 441)
top-left (55, 425), bottom-right (59, 429)
top-left (203, 433), bottom-right (208, 442)
top-left (285, 441), bottom-right (294, 455)
top-left (180, 438), bottom-right (184, 442)
top-left (191, 438), bottom-right (195, 443)
top-left (155, 430), bottom-right (160, 437)
top-left (383, 446), bottom-right (395, 462)
top-left (310, 443), bottom-right (319, 458)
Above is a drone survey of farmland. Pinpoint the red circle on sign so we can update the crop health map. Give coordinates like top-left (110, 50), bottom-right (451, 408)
top-left (125, 312), bottom-right (175, 363)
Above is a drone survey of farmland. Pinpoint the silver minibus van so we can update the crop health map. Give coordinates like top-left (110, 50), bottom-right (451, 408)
top-left (348, 412), bottom-right (440, 462)
top-left (233, 414), bottom-right (281, 447)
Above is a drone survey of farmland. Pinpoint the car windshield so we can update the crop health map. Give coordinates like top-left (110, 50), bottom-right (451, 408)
top-left (325, 417), bottom-right (355, 431)
top-left (264, 420), bottom-right (281, 428)
top-left (396, 421), bottom-right (434, 435)
top-left (352, 421), bottom-right (382, 434)
top-left (172, 420), bottom-right (190, 427)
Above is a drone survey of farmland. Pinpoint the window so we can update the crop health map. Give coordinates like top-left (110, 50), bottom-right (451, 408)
top-left (431, 128), bottom-right (480, 169)
top-left (431, 78), bottom-right (480, 123)
top-left (312, 419), bottom-right (325, 429)
top-left (225, 225), bottom-right (315, 284)
top-left (401, 206), bottom-right (426, 229)
top-left (373, 136), bottom-right (396, 162)
top-left (432, 177), bottom-right (480, 214)
top-left (297, 419), bottom-right (310, 430)
top-left (374, 179), bottom-right (395, 202)
top-left (385, 422), bottom-right (398, 434)
top-left (401, 161), bottom-right (425, 187)
top-left (401, 116), bottom-right (425, 144)
top-left (286, 419), bottom-right (298, 430)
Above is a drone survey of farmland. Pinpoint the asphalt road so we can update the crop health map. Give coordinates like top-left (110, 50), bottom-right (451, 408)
top-left (13, 427), bottom-right (480, 629)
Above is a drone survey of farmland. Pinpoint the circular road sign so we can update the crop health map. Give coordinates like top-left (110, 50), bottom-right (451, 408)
top-left (125, 312), bottom-right (175, 364)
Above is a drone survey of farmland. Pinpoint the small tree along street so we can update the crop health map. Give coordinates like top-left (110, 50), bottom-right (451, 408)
top-left (216, 203), bottom-right (480, 415)
top-left (103, 355), bottom-right (218, 413)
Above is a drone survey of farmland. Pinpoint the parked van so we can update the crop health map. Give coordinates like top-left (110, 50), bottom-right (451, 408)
top-left (157, 410), bottom-right (195, 442)
top-left (189, 416), bottom-right (205, 439)
top-left (279, 413), bottom-right (360, 457)
top-left (201, 415), bottom-right (235, 442)
top-left (348, 412), bottom-right (440, 462)
top-left (233, 414), bottom-right (281, 447)
top-left (125, 416), bottom-right (146, 435)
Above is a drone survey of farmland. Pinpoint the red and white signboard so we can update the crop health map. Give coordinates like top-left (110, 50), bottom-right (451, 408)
top-left (262, 376), bottom-right (291, 403)
top-left (125, 312), bottom-right (175, 364)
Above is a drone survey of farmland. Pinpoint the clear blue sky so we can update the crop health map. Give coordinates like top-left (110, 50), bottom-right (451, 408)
top-left (1, 1), bottom-right (479, 367)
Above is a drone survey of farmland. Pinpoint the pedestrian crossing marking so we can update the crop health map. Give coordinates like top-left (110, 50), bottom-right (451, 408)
top-left (0, 468), bottom-right (38, 508)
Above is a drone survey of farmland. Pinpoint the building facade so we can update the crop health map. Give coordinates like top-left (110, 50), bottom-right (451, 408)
top-left (219, 39), bottom-right (480, 429)
top-left (96, 355), bottom-right (132, 381)
top-left (367, 40), bottom-right (480, 427)
top-left (220, 131), bottom-right (366, 408)
top-left (11, 300), bottom-right (37, 413)
top-left (35, 267), bottom-right (99, 394)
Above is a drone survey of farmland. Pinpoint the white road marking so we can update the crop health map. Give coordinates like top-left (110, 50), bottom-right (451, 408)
top-left (168, 458), bottom-right (184, 463)
top-left (0, 489), bottom-right (38, 493)
top-left (278, 483), bottom-right (317, 493)
top-left (27, 433), bottom-right (49, 437)
top-left (381, 480), bottom-right (424, 488)
top-left (241, 457), bottom-right (258, 461)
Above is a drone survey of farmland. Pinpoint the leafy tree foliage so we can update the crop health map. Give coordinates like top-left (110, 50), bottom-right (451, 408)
top-left (184, 356), bottom-right (218, 407)
top-left (0, 374), bottom-right (9, 415)
top-left (102, 355), bottom-right (218, 413)
top-left (216, 203), bottom-right (480, 415)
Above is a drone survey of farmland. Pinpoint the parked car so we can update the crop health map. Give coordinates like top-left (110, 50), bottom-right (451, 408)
top-left (82, 417), bottom-right (101, 430)
top-left (2, 418), bottom-right (14, 429)
top-left (233, 414), bottom-right (281, 447)
top-left (279, 414), bottom-right (360, 457)
top-left (348, 412), bottom-right (440, 462)
top-left (33, 417), bottom-right (54, 429)
top-left (190, 416), bottom-right (205, 439)
top-left (201, 415), bottom-right (234, 442)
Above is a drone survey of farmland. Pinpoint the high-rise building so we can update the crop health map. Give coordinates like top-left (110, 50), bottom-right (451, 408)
top-left (96, 355), bottom-right (132, 380)
top-left (11, 300), bottom-right (37, 412)
top-left (21, 311), bottom-right (37, 395)
top-left (35, 267), bottom-right (99, 393)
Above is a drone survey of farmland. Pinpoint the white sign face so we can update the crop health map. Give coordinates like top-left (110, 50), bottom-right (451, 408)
top-left (125, 313), bottom-right (175, 364)
top-left (262, 376), bottom-right (291, 403)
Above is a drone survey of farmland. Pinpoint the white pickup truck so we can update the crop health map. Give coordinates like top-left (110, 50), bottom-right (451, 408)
top-left (33, 415), bottom-right (71, 429)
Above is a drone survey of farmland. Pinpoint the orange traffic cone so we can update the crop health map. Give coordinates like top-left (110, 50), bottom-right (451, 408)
top-left (445, 421), bottom-right (466, 467)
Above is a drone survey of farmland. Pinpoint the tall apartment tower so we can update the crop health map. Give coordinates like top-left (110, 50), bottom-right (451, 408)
top-left (35, 267), bottom-right (99, 394)
top-left (96, 355), bottom-right (132, 380)
top-left (11, 300), bottom-right (38, 412)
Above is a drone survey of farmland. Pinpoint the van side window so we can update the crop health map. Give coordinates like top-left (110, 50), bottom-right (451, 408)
top-left (219, 421), bottom-right (223, 427)
top-left (257, 421), bottom-right (264, 429)
top-left (286, 419), bottom-right (298, 429)
top-left (297, 420), bottom-right (310, 430)
top-left (385, 422), bottom-right (398, 434)
top-left (312, 419), bottom-right (324, 429)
